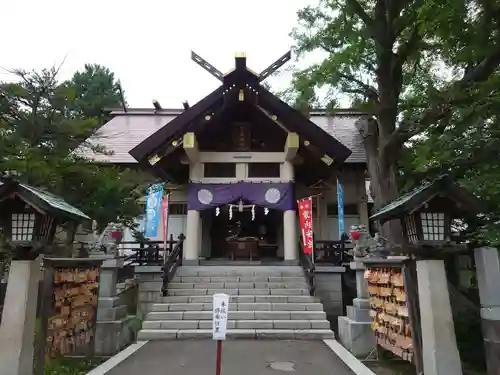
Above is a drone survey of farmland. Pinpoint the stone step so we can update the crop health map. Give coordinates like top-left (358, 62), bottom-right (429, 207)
top-left (175, 266), bottom-right (304, 277)
top-left (137, 328), bottom-right (334, 340)
top-left (172, 276), bottom-right (306, 283)
top-left (141, 280), bottom-right (309, 289)
top-left (146, 310), bottom-right (327, 321)
top-left (167, 282), bottom-right (308, 289)
top-left (143, 319), bottom-right (331, 330)
top-left (166, 288), bottom-right (310, 296)
top-left (151, 302), bottom-right (324, 312)
top-left (151, 295), bottom-right (318, 304)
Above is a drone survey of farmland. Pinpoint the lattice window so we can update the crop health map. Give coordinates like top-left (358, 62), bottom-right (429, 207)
top-left (38, 215), bottom-right (54, 242)
top-left (405, 214), bottom-right (418, 242)
top-left (11, 213), bottom-right (36, 242)
top-left (420, 212), bottom-right (445, 241)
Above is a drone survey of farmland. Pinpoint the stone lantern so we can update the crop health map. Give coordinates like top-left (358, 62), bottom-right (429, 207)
top-left (370, 175), bottom-right (484, 248)
top-left (368, 175), bottom-right (484, 375)
top-left (0, 178), bottom-right (91, 375)
top-left (0, 177), bottom-right (91, 259)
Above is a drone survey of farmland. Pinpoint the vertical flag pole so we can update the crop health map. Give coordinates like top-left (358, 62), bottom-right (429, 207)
top-left (310, 196), bottom-right (315, 266)
top-left (337, 179), bottom-right (344, 239)
top-left (162, 193), bottom-right (170, 260)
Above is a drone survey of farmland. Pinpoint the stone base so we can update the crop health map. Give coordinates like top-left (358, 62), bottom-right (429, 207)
top-left (98, 296), bottom-right (121, 308)
top-left (346, 305), bottom-right (370, 322)
top-left (352, 298), bottom-right (370, 310)
top-left (97, 304), bottom-right (128, 321)
top-left (337, 316), bottom-right (375, 357)
top-left (94, 315), bottom-right (137, 356)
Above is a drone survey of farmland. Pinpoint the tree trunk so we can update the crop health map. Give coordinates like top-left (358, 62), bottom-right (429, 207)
top-left (362, 118), bottom-right (405, 249)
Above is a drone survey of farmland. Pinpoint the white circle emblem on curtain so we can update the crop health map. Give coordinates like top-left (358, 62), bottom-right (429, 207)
top-left (264, 188), bottom-right (281, 204)
top-left (197, 189), bottom-right (213, 205)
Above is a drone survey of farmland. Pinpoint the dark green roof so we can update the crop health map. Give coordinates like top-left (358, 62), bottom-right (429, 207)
top-left (20, 184), bottom-right (90, 220)
top-left (0, 180), bottom-right (90, 221)
top-left (370, 175), bottom-right (483, 224)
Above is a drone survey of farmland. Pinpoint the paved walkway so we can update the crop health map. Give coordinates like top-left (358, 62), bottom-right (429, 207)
top-left (104, 340), bottom-right (356, 375)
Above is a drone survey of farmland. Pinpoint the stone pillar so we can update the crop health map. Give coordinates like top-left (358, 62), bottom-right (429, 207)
top-left (184, 209), bottom-right (200, 265)
top-left (135, 265), bottom-right (163, 318)
top-left (337, 261), bottom-right (375, 356)
top-left (94, 257), bottom-right (133, 356)
top-left (474, 246), bottom-right (500, 375)
top-left (282, 160), bottom-right (297, 263)
top-left (358, 200), bottom-right (369, 226)
top-left (417, 259), bottom-right (462, 375)
top-left (283, 210), bottom-right (298, 263)
top-left (0, 261), bottom-right (40, 375)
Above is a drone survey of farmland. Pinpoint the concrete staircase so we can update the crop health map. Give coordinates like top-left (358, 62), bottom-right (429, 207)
top-left (137, 266), bottom-right (335, 340)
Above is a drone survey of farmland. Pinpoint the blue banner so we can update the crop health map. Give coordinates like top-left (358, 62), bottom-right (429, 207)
top-left (144, 183), bottom-right (164, 237)
top-left (337, 179), bottom-right (344, 237)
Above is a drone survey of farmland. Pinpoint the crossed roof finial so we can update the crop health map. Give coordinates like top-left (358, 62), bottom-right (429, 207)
top-left (191, 50), bottom-right (291, 83)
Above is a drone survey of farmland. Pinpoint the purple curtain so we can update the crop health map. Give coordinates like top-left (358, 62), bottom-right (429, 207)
top-left (188, 182), bottom-right (295, 211)
top-left (240, 182), bottom-right (295, 211)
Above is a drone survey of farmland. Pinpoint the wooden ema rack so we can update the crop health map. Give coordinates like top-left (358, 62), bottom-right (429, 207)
top-left (365, 266), bottom-right (414, 363)
top-left (46, 266), bottom-right (100, 357)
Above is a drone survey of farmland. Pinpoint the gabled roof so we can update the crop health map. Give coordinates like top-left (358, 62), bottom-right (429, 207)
top-left (370, 175), bottom-right (484, 224)
top-left (0, 179), bottom-right (90, 221)
top-left (127, 54), bottom-right (353, 166)
top-left (75, 110), bottom-right (366, 164)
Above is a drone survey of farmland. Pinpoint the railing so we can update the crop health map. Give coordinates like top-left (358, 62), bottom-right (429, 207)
top-left (0, 281), bottom-right (6, 322)
top-left (298, 239), bottom-right (315, 296)
top-left (116, 281), bottom-right (139, 315)
top-left (161, 234), bottom-right (186, 297)
top-left (121, 236), bottom-right (179, 266)
top-left (314, 235), bottom-right (353, 266)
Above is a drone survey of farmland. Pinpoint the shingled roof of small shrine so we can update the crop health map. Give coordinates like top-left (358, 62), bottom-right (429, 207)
top-left (370, 175), bottom-right (484, 224)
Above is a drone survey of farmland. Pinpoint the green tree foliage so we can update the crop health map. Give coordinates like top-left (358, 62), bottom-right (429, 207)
top-left (63, 64), bottom-right (124, 123)
top-left (0, 65), bottom-right (150, 233)
top-left (289, 0), bottom-right (500, 244)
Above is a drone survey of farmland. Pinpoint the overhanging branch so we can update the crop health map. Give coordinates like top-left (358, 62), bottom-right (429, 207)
top-left (383, 49), bottom-right (500, 156)
top-left (338, 72), bottom-right (379, 101)
top-left (345, 0), bottom-right (376, 36)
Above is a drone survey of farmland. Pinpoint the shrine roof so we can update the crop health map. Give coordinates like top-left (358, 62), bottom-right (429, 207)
top-left (75, 52), bottom-right (366, 167)
top-left (74, 109), bottom-right (366, 164)
top-left (0, 179), bottom-right (90, 221)
top-left (370, 175), bottom-right (484, 224)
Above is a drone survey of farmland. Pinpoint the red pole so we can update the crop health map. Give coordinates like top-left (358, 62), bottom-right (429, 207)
top-left (216, 340), bottom-right (222, 375)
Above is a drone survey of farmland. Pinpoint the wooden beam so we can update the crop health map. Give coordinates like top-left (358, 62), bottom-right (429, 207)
top-left (183, 132), bottom-right (199, 161)
top-left (284, 132), bottom-right (299, 161)
top-left (259, 50), bottom-right (291, 82)
top-left (191, 51), bottom-right (224, 82)
top-left (153, 100), bottom-right (162, 110)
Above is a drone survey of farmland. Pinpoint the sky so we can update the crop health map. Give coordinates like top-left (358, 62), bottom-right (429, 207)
top-left (1, 0), bottom-right (320, 108)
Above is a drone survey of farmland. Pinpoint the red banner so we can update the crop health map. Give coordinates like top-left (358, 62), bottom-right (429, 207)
top-left (161, 195), bottom-right (170, 255)
top-left (297, 197), bottom-right (313, 255)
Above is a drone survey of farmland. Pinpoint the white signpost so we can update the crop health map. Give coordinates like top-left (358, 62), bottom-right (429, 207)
top-left (212, 293), bottom-right (230, 375)
top-left (212, 293), bottom-right (230, 340)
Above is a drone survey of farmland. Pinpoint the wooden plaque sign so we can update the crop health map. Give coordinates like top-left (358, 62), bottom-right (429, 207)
top-left (39, 258), bottom-right (102, 360)
top-left (364, 262), bottom-right (419, 364)
top-left (232, 122), bottom-right (251, 151)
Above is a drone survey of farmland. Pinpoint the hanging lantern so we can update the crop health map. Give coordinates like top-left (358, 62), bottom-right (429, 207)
top-left (264, 208), bottom-right (269, 216)
top-left (251, 205), bottom-right (255, 221)
top-left (215, 207), bottom-right (220, 216)
top-left (229, 205), bottom-right (233, 220)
